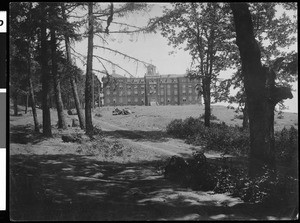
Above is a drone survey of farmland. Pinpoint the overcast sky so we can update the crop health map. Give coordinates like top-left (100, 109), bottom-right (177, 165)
top-left (73, 3), bottom-right (297, 113)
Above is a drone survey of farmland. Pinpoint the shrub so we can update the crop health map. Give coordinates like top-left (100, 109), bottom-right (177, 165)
top-left (186, 122), bottom-right (250, 156)
top-left (275, 126), bottom-right (298, 166)
top-left (166, 117), bottom-right (206, 139)
top-left (212, 165), bottom-right (298, 204)
top-left (166, 119), bottom-right (185, 138)
top-left (167, 119), bottom-right (298, 160)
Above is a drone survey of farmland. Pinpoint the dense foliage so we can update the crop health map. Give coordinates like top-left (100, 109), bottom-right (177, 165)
top-left (165, 117), bottom-right (298, 204)
top-left (207, 163), bottom-right (298, 204)
top-left (166, 117), bottom-right (298, 163)
top-left (166, 117), bottom-right (250, 156)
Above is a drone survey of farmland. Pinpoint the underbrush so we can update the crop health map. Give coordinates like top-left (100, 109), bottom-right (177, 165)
top-left (207, 163), bottom-right (298, 205)
top-left (164, 152), bottom-right (298, 205)
top-left (166, 117), bottom-right (249, 156)
top-left (166, 117), bottom-right (298, 163)
top-left (165, 117), bottom-right (298, 205)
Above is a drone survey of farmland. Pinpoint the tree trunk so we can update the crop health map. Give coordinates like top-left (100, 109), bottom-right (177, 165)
top-left (29, 78), bottom-right (40, 133)
top-left (85, 2), bottom-right (94, 135)
top-left (13, 93), bottom-right (18, 116)
top-left (61, 3), bottom-right (85, 129)
top-left (92, 73), bottom-right (95, 109)
top-left (40, 3), bottom-right (52, 137)
top-left (230, 3), bottom-right (293, 177)
top-left (50, 25), bottom-right (67, 129)
top-left (27, 56), bottom-right (40, 133)
top-left (202, 77), bottom-right (211, 127)
top-left (25, 93), bottom-right (28, 114)
top-left (98, 84), bottom-right (100, 107)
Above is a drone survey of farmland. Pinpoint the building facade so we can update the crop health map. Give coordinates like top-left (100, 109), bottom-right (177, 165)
top-left (102, 65), bottom-right (202, 106)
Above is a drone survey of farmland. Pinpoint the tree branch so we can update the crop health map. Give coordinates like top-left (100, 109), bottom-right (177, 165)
top-left (94, 45), bottom-right (151, 66)
top-left (93, 55), bottom-right (134, 78)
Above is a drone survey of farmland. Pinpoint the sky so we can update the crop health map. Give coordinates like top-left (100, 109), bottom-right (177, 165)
top-left (73, 3), bottom-right (298, 113)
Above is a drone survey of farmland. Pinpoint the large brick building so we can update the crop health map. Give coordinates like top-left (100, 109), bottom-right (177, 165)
top-left (102, 65), bottom-right (202, 106)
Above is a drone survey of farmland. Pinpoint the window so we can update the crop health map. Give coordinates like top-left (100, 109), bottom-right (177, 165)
top-left (128, 98), bottom-right (131, 102)
top-left (127, 90), bottom-right (131, 95)
top-left (174, 90), bottom-right (178, 95)
top-left (160, 90), bottom-right (164, 95)
top-left (106, 98), bottom-right (110, 103)
top-left (189, 96), bottom-right (192, 101)
top-left (174, 84), bottom-right (178, 88)
top-left (174, 97), bottom-right (178, 102)
top-left (167, 89), bottom-right (171, 95)
top-left (167, 84), bottom-right (171, 89)
top-left (161, 97), bottom-right (164, 102)
top-left (183, 97), bottom-right (186, 102)
top-left (189, 89), bottom-right (192, 94)
top-left (119, 97), bottom-right (123, 103)
top-left (106, 90), bottom-right (110, 95)
top-left (134, 97), bottom-right (138, 102)
top-left (167, 98), bottom-right (171, 103)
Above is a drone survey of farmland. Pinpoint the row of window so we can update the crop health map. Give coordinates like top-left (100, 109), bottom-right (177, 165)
top-left (107, 83), bottom-right (195, 91)
top-left (105, 77), bottom-right (199, 85)
top-left (106, 96), bottom-right (197, 104)
top-left (106, 88), bottom-right (197, 96)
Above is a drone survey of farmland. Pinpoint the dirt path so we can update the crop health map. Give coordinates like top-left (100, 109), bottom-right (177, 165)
top-left (94, 116), bottom-right (231, 161)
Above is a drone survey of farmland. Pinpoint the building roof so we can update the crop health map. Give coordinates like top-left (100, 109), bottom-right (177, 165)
top-left (160, 74), bottom-right (187, 78)
top-left (111, 73), bottom-right (126, 78)
top-left (103, 73), bottom-right (188, 79)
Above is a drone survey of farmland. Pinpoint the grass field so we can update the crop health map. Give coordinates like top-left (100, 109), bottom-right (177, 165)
top-left (95, 104), bottom-right (298, 132)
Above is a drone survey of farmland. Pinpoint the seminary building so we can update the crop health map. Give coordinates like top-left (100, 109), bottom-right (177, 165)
top-left (102, 64), bottom-right (202, 106)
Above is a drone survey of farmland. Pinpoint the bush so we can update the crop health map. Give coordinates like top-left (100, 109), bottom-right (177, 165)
top-left (211, 164), bottom-right (298, 204)
top-left (275, 126), bottom-right (298, 165)
top-left (167, 118), bottom-right (298, 160)
top-left (185, 122), bottom-right (250, 156)
top-left (166, 117), bottom-right (206, 139)
top-left (164, 151), bottom-right (298, 205)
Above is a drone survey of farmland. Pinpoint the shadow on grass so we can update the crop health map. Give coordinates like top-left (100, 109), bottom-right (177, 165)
top-left (10, 154), bottom-right (296, 221)
top-left (102, 130), bottom-right (170, 142)
top-left (10, 124), bottom-right (45, 144)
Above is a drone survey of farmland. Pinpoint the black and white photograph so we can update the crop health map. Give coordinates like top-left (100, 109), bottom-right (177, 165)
top-left (9, 2), bottom-right (298, 221)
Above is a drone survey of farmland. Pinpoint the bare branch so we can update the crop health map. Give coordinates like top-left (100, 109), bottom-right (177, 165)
top-left (94, 55), bottom-right (134, 78)
top-left (94, 45), bottom-right (151, 66)
top-left (70, 46), bottom-right (86, 65)
top-left (97, 18), bottom-right (143, 30)
top-left (94, 33), bottom-right (109, 45)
